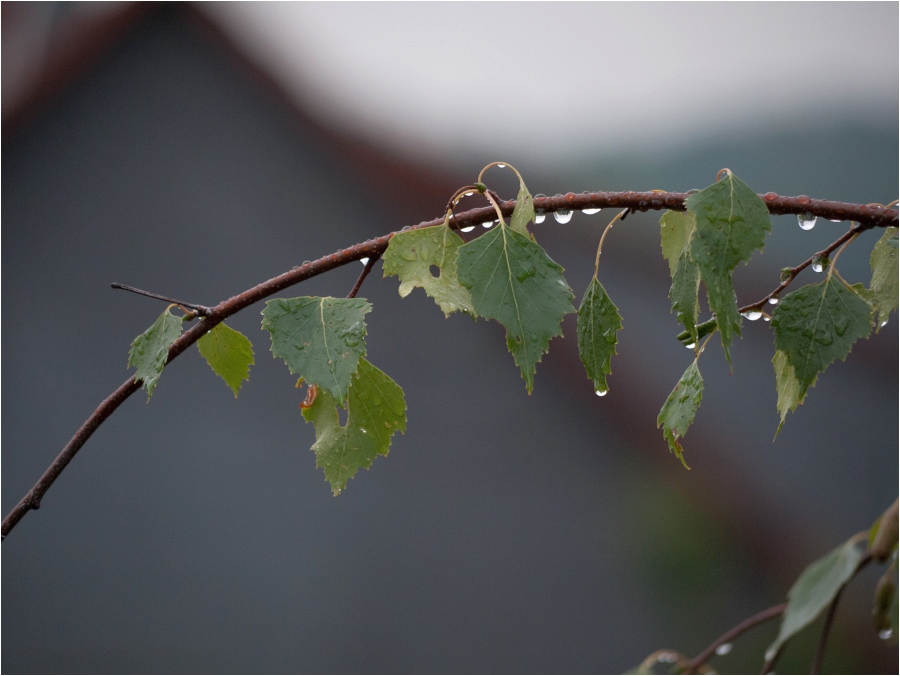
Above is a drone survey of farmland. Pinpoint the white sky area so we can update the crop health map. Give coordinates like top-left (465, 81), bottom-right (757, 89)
top-left (206, 3), bottom-right (898, 167)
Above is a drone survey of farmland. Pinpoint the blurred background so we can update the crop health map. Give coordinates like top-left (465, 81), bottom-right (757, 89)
top-left (2, 2), bottom-right (897, 673)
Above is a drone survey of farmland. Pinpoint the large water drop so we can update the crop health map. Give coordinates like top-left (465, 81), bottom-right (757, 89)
top-left (595, 389), bottom-right (608, 397)
top-left (812, 255), bottom-right (828, 273)
top-left (460, 225), bottom-right (476, 233)
top-left (497, 163), bottom-right (506, 168)
top-left (797, 212), bottom-right (817, 230)
top-left (554, 210), bottom-right (573, 224)
top-left (768, 297), bottom-right (779, 305)
top-left (534, 211), bottom-right (546, 224)
top-left (582, 207), bottom-right (601, 215)
top-left (742, 311), bottom-right (762, 321)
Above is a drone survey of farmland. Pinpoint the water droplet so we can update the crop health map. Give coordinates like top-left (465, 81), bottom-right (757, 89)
top-left (811, 254), bottom-right (828, 273)
top-left (554, 210), bottom-right (573, 224)
top-left (829, 218), bottom-right (842, 223)
top-left (685, 342), bottom-right (696, 349)
top-left (881, 320), bottom-right (888, 328)
top-left (359, 428), bottom-right (367, 434)
top-left (715, 643), bottom-right (733, 656)
top-left (359, 257), bottom-right (370, 265)
top-left (595, 389), bottom-right (608, 397)
top-left (483, 220), bottom-right (496, 229)
top-left (742, 311), bottom-right (762, 321)
top-left (497, 163), bottom-right (506, 168)
top-left (460, 225), bottom-right (476, 233)
top-left (768, 297), bottom-right (779, 305)
top-left (581, 207), bottom-right (601, 215)
top-left (534, 212), bottom-right (546, 224)
top-left (763, 315), bottom-right (771, 322)
top-left (464, 191), bottom-right (474, 197)
top-left (879, 628), bottom-right (893, 640)
top-left (797, 212), bottom-right (817, 230)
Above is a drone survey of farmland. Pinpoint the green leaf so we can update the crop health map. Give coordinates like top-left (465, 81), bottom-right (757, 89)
top-left (197, 322), bottom-right (254, 397)
top-left (261, 296), bottom-right (371, 402)
top-left (771, 277), bottom-right (872, 401)
top-left (868, 226), bottom-right (898, 331)
top-left (771, 349), bottom-right (815, 436)
top-left (128, 308), bottom-right (183, 398)
top-left (657, 360), bottom-right (703, 469)
top-left (686, 174), bottom-right (772, 364)
top-left (669, 250), bottom-right (701, 345)
top-left (509, 177), bottom-right (535, 238)
top-left (382, 224), bottom-right (475, 317)
top-left (576, 278), bottom-right (622, 395)
top-left (659, 209), bottom-right (696, 277)
top-left (766, 536), bottom-right (864, 661)
top-left (457, 223), bottom-right (575, 393)
top-left (301, 357), bottom-right (407, 495)
top-left (873, 553), bottom-right (898, 642)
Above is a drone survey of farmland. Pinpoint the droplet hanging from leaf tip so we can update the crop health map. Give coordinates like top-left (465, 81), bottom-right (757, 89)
top-left (797, 212), bottom-right (817, 230)
top-left (595, 388), bottom-right (608, 397)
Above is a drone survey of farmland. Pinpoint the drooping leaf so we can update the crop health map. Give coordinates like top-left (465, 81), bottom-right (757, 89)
top-left (382, 224), bottom-right (474, 317)
top-left (197, 322), bottom-right (254, 397)
top-left (771, 277), bottom-right (872, 401)
top-left (261, 296), bottom-right (371, 402)
top-left (510, 177), bottom-right (536, 239)
top-left (686, 174), bottom-right (772, 364)
top-left (301, 357), bottom-right (406, 495)
top-left (659, 209), bottom-right (696, 277)
top-left (576, 278), bottom-right (622, 395)
top-left (657, 360), bottom-right (704, 469)
top-left (868, 226), bottom-right (898, 331)
top-left (669, 250), bottom-right (701, 345)
top-left (766, 536), bottom-right (865, 661)
top-left (771, 349), bottom-right (815, 436)
top-left (128, 308), bottom-right (183, 398)
top-left (457, 223), bottom-right (575, 393)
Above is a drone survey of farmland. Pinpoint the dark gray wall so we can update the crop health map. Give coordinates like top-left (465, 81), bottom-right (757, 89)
top-left (3, 5), bottom-right (897, 674)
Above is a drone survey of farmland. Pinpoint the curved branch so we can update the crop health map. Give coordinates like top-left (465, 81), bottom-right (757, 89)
top-left (2, 191), bottom-right (896, 539)
top-left (684, 603), bottom-right (787, 674)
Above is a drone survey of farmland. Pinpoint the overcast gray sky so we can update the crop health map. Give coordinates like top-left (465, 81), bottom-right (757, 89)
top-left (207, 2), bottom-right (898, 166)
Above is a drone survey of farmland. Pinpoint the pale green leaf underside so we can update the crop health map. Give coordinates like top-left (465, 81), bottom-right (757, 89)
top-left (686, 174), bottom-right (771, 363)
top-left (457, 223), bottom-right (575, 393)
top-left (197, 322), bottom-right (254, 397)
top-left (771, 278), bottom-right (872, 401)
top-left (510, 180), bottom-right (535, 239)
top-left (771, 349), bottom-right (815, 436)
top-left (657, 360), bottom-right (703, 469)
top-left (261, 296), bottom-right (371, 402)
top-left (301, 357), bottom-right (407, 495)
top-left (128, 308), bottom-right (183, 398)
top-left (382, 224), bottom-right (474, 317)
top-left (576, 278), bottom-right (622, 394)
top-left (868, 226), bottom-right (898, 331)
top-left (669, 250), bottom-right (701, 345)
top-left (659, 209), bottom-right (696, 277)
top-left (766, 537), bottom-right (864, 661)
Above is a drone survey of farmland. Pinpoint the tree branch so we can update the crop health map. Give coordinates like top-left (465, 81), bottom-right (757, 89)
top-left (2, 191), bottom-right (896, 540)
top-left (684, 603), bottom-right (788, 674)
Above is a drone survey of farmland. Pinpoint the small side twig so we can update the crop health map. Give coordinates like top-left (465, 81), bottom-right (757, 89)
top-left (111, 283), bottom-right (213, 316)
top-left (347, 254), bottom-right (381, 299)
top-left (684, 603), bottom-right (787, 674)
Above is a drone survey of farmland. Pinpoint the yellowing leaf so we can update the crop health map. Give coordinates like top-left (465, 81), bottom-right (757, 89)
top-left (457, 223), bottom-right (575, 393)
top-left (128, 308), bottom-right (183, 398)
top-left (197, 322), bottom-right (254, 397)
top-left (382, 224), bottom-right (474, 317)
top-left (261, 296), bottom-right (371, 403)
top-left (659, 209), bottom-right (695, 278)
top-left (771, 349), bottom-right (815, 436)
top-left (657, 360), bottom-right (703, 469)
top-left (686, 174), bottom-right (771, 364)
top-left (301, 358), bottom-right (407, 495)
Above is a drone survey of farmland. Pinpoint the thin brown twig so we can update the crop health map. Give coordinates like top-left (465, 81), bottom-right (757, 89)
top-left (111, 283), bottom-right (213, 316)
top-left (2, 191), bottom-right (896, 540)
top-left (684, 603), bottom-right (787, 674)
top-left (347, 254), bottom-right (380, 299)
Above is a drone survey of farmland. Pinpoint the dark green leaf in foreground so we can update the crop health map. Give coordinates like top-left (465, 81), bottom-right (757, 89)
top-left (197, 322), bottom-right (254, 397)
top-left (686, 174), bottom-right (771, 364)
top-left (771, 277), bottom-right (872, 402)
top-left (509, 176), bottom-right (536, 239)
top-left (868, 226), bottom-right (898, 331)
top-left (301, 357), bottom-right (407, 496)
top-left (766, 536), bottom-right (864, 661)
top-left (261, 296), bottom-right (371, 402)
top-left (669, 250), bottom-right (701, 345)
top-left (657, 360), bottom-right (703, 469)
top-left (457, 223), bottom-right (575, 393)
top-left (576, 278), bottom-right (622, 395)
top-left (659, 209), bottom-right (695, 278)
top-left (128, 307), bottom-right (183, 398)
top-left (382, 223), bottom-right (474, 317)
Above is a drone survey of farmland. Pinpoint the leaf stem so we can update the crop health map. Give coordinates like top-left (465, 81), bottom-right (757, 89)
top-left (593, 209), bottom-right (629, 278)
top-left (684, 603), bottom-right (787, 674)
top-left (347, 254), bottom-right (381, 299)
top-left (481, 190), bottom-right (507, 226)
top-left (477, 161), bottom-right (524, 187)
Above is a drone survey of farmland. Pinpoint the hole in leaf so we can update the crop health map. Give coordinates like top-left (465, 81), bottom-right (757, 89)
top-left (429, 265), bottom-right (440, 278)
top-left (338, 407), bottom-right (348, 427)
